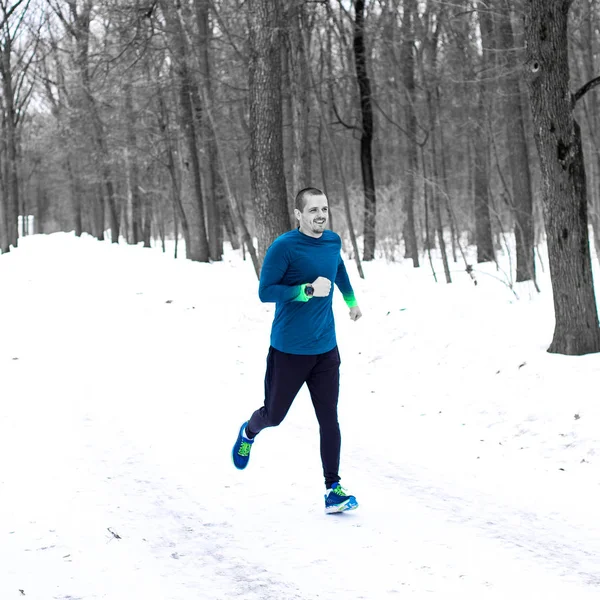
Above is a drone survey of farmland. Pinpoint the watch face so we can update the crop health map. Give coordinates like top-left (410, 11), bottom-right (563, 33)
top-left (305, 285), bottom-right (314, 296)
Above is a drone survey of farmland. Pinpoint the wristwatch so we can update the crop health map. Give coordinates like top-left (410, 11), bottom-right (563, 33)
top-left (304, 284), bottom-right (314, 297)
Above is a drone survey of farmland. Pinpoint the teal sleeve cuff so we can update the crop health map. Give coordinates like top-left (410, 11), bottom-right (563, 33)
top-left (295, 284), bottom-right (312, 302)
top-left (343, 293), bottom-right (358, 308)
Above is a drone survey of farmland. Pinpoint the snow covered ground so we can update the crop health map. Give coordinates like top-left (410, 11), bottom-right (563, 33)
top-left (1, 232), bottom-right (599, 600)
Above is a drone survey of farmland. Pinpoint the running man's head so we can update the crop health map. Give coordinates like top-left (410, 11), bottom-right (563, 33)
top-left (294, 187), bottom-right (329, 238)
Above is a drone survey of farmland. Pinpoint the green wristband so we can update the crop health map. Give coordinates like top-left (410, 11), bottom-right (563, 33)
top-left (296, 284), bottom-right (312, 302)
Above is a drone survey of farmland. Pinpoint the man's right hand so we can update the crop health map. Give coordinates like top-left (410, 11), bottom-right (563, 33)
top-left (312, 276), bottom-right (332, 297)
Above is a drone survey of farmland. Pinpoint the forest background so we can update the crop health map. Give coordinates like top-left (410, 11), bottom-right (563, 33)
top-left (1, 0), bottom-right (600, 355)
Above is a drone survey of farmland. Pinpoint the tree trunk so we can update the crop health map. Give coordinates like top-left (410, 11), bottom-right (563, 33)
top-left (142, 192), bottom-right (152, 248)
top-left (400, 0), bottom-right (419, 267)
top-left (353, 0), bottom-right (377, 261)
top-left (1, 36), bottom-right (19, 248)
top-left (281, 16), bottom-right (295, 224)
top-left (94, 184), bottom-right (105, 241)
top-left (524, 0), bottom-right (600, 355)
top-left (247, 0), bottom-right (289, 264)
top-left (205, 96), bottom-right (260, 277)
top-left (161, 0), bottom-right (210, 262)
top-left (155, 75), bottom-right (192, 257)
top-left (288, 2), bottom-right (312, 200)
top-left (497, 0), bottom-right (535, 282)
top-left (437, 103), bottom-right (458, 263)
top-left (475, 5), bottom-right (495, 263)
top-left (429, 105), bottom-right (452, 283)
top-left (423, 10), bottom-right (451, 282)
top-left (35, 182), bottom-right (45, 235)
top-left (0, 146), bottom-right (8, 252)
top-left (193, 0), bottom-right (224, 261)
top-left (124, 81), bottom-right (142, 245)
top-left (581, 0), bottom-right (600, 262)
top-left (67, 156), bottom-right (83, 237)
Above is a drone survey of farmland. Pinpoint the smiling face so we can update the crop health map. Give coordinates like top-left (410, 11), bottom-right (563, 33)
top-left (294, 193), bottom-right (329, 238)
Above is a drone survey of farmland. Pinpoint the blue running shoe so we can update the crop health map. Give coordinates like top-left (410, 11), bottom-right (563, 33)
top-left (232, 422), bottom-right (254, 470)
top-left (325, 483), bottom-right (359, 514)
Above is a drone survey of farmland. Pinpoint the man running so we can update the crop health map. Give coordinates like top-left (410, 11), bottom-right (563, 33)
top-left (232, 187), bottom-right (362, 514)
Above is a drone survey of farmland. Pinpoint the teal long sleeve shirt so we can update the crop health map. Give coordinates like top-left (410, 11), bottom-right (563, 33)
top-left (258, 228), bottom-right (357, 355)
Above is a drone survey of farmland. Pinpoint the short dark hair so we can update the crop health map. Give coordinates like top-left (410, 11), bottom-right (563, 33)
top-left (295, 187), bottom-right (326, 212)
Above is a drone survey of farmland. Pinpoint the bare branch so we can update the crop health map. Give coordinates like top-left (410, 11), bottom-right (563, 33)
top-left (46, 0), bottom-right (75, 37)
top-left (371, 97), bottom-right (429, 147)
top-left (572, 75), bottom-right (600, 107)
top-left (208, 0), bottom-right (246, 64)
top-left (0, 0), bottom-right (28, 31)
top-left (4, 0), bottom-right (32, 42)
top-left (329, 93), bottom-right (358, 131)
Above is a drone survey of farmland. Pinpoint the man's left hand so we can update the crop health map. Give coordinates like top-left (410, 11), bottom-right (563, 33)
top-left (349, 306), bottom-right (362, 321)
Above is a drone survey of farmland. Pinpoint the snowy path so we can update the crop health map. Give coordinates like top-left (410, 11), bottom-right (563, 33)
top-left (2, 234), bottom-right (600, 599)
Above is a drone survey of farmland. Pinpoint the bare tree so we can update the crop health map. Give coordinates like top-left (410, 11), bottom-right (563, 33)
top-left (495, 0), bottom-right (535, 283)
top-left (423, 4), bottom-right (451, 282)
top-left (247, 0), bottom-right (289, 264)
top-left (353, 0), bottom-right (377, 261)
top-left (525, 0), bottom-right (600, 355)
top-left (160, 0), bottom-right (210, 261)
top-left (475, 2), bottom-right (495, 263)
top-left (0, 0), bottom-right (36, 251)
top-left (400, 0), bottom-right (419, 267)
top-left (50, 0), bottom-right (121, 242)
top-left (191, 0), bottom-right (225, 261)
top-left (285, 0), bottom-right (311, 207)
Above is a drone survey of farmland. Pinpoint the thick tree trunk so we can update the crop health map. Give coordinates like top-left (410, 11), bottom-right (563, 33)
top-left (193, 0), bottom-right (224, 261)
top-left (475, 5), bottom-right (495, 263)
top-left (353, 0), bottom-right (377, 261)
top-left (248, 0), bottom-right (289, 264)
top-left (497, 0), bottom-right (535, 282)
top-left (1, 38), bottom-right (19, 249)
top-left (525, 0), bottom-right (600, 355)
top-left (179, 87), bottom-right (210, 262)
top-left (400, 0), bottom-right (419, 267)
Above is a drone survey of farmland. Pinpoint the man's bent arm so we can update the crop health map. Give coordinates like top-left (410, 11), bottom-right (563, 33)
top-left (258, 242), bottom-right (309, 303)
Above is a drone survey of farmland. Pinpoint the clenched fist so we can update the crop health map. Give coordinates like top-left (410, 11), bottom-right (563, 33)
top-left (311, 276), bottom-right (332, 297)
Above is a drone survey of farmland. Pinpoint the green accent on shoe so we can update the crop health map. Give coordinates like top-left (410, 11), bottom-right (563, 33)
top-left (232, 421), bottom-right (254, 470)
top-left (331, 485), bottom-right (349, 496)
top-left (238, 440), bottom-right (252, 457)
top-left (325, 483), bottom-right (359, 513)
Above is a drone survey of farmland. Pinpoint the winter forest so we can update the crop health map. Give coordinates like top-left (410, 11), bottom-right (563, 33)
top-left (1, 0), bottom-right (600, 355)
